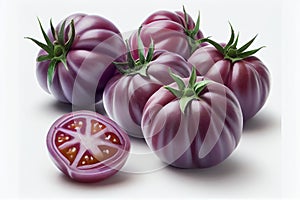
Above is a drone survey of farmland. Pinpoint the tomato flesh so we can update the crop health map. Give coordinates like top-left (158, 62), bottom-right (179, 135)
top-left (60, 143), bottom-right (80, 165)
top-left (62, 118), bottom-right (85, 133)
top-left (91, 119), bottom-right (106, 134)
top-left (47, 111), bottom-right (130, 182)
top-left (55, 118), bottom-right (121, 167)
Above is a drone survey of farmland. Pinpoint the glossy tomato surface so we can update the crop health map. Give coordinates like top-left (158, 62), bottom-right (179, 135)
top-left (188, 46), bottom-right (271, 120)
top-left (46, 110), bottom-right (130, 182)
top-left (128, 9), bottom-right (204, 60)
top-left (141, 77), bottom-right (243, 168)
top-left (103, 51), bottom-right (192, 138)
top-left (36, 13), bottom-right (126, 106)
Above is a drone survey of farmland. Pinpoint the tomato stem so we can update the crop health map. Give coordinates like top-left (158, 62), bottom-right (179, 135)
top-left (114, 26), bottom-right (155, 77)
top-left (165, 67), bottom-right (210, 114)
top-left (182, 6), bottom-right (202, 54)
top-left (25, 18), bottom-right (75, 87)
top-left (202, 23), bottom-right (265, 63)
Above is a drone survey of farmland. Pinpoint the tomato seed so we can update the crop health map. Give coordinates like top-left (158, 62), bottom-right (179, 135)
top-left (104, 132), bottom-right (121, 145)
top-left (91, 119), bottom-right (106, 135)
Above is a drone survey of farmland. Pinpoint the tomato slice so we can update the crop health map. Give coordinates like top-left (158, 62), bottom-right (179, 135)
top-left (47, 111), bottom-right (130, 182)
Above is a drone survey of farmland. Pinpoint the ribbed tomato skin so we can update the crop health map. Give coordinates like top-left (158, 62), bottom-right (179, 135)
top-left (128, 10), bottom-right (204, 60)
top-left (103, 51), bottom-right (192, 138)
top-left (46, 110), bottom-right (130, 182)
top-left (36, 13), bottom-right (126, 106)
top-left (188, 46), bottom-right (271, 120)
top-left (141, 77), bottom-right (243, 168)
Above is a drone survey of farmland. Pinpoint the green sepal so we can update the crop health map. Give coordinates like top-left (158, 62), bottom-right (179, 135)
top-left (37, 54), bottom-right (52, 62)
top-left (164, 86), bottom-right (182, 98)
top-left (137, 26), bottom-right (145, 64)
top-left (61, 58), bottom-right (69, 71)
top-left (65, 20), bottom-right (75, 51)
top-left (146, 38), bottom-right (154, 62)
top-left (190, 11), bottom-right (200, 37)
top-left (25, 36), bottom-right (52, 54)
top-left (204, 23), bottom-right (265, 63)
top-left (114, 26), bottom-right (154, 77)
top-left (232, 32), bottom-right (239, 49)
top-left (113, 62), bottom-right (127, 74)
top-left (47, 60), bottom-right (57, 87)
top-left (38, 18), bottom-right (53, 50)
top-left (224, 22), bottom-right (235, 51)
top-left (179, 96), bottom-right (197, 114)
top-left (194, 80), bottom-right (210, 95)
top-left (237, 46), bottom-right (265, 59)
top-left (26, 17), bottom-right (76, 88)
top-left (194, 36), bottom-right (212, 47)
top-left (58, 19), bottom-right (66, 45)
top-left (188, 67), bottom-right (197, 88)
top-left (182, 5), bottom-right (189, 29)
top-left (204, 38), bottom-right (225, 54)
top-left (125, 40), bottom-right (136, 69)
top-left (165, 67), bottom-right (209, 114)
top-left (128, 64), bottom-right (149, 78)
top-left (179, 96), bottom-right (195, 113)
top-left (237, 34), bottom-right (257, 53)
top-left (113, 61), bottom-right (129, 66)
top-left (50, 19), bottom-right (57, 40)
top-left (169, 68), bottom-right (186, 91)
top-left (181, 6), bottom-right (203, 54)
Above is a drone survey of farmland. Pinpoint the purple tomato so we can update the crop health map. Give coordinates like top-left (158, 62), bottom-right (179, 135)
top-left (141, 68), bottom-right (243, 168)
top-left (128, 7), bottom-right (204, 60)
top-left (188, 24), bottom-right (270, 120)
top-left (26, 14), bottom-right (126, 106)
top-left (103, 29), bottom-right (192, 138)
top-left (46, 110), bottom-right (130, 182)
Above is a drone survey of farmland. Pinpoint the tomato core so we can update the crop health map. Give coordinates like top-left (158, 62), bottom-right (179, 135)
top-left (53, 117), bottom-right (123, 167)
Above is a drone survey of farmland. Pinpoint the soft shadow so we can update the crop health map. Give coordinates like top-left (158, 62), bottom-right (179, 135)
top-left (95, 100), bottom-right (107, 116)
top-left (43, 100), bottom-right (72, 114)
top-left (41, 100), bottom-right (108, 115)
top-left (57, 171), bottom-right (131, 188)
top-left (243, 111), bottom-right (280, 133)
top-left (129, 135), bottom-right (147, 144)
top-left (164, 156), bottom-right (251, 181)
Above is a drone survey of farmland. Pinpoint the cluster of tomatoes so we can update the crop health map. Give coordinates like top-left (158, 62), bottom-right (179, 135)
top-left (27, 7), bottom-right (270, 182)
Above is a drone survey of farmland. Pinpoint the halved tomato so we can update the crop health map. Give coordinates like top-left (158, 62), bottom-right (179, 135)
top-left (46, 110), bottom-right (130, 182)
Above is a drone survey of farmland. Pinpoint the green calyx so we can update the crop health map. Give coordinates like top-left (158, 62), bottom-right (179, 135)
top-left (165, 67), bottom-right (210, 114)
top-left (114, 26), bottom-right (154, 77)
top-left (182, 6), bottom-right (206, 54)
top-left (202, 23), bottom-right (265, 63)
top-left (25, 18), bottom-right (75, 87)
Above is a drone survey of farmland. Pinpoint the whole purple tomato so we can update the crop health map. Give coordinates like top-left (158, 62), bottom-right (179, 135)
top-left (103, 29), bottom-right (192, 138)
top-left (46, 110), bottom-right (130, 182)
top-left (188, 24), bottom-right (270, 121)
top-left (141, 68), bottom-right (243, 168)
top-left (26, 14), bottom-right (126, 106)
top-left (128, 7), bottom-right (204, 60)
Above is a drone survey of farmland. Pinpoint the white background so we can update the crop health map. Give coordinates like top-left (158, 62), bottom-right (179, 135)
top-left (0, 0), bottom-right (299, 199)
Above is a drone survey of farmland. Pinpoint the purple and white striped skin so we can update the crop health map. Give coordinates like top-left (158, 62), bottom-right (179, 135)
top-left (128, 9), bottom-right (204, 60)
top-left (141, 77), bottom-right (243, 168)
top-left (103, 51), bottom-right (192, 138)
top-left (36, 14), bottom-right (126, 106)
top-left (188, 46), bottom-right (271, 121)
top-left (46, 110), bottom-right (130, 183)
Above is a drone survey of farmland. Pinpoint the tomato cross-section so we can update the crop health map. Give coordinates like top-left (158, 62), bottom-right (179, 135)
top-left (47, 110), bottom-right (130, 182)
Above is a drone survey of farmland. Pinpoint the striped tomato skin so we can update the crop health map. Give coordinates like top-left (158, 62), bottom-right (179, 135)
top-left (103, 51), bottom-right (192, 138)
top-left (128, 10), bottom-right (204, 60)
top-left (141, 77), bottom-right (243, 168)
top-left (36, 13), bottom-right (126, 106)
top-left (188, 46), bottom-right (271, 120)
